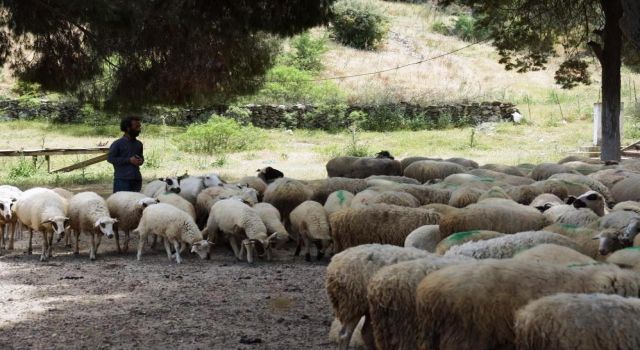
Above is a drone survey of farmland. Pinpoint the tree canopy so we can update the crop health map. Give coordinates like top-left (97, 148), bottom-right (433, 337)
top-left (0, 0), bottom-right (336, 108)
top-left (446, 0), bottom-right (640, 160)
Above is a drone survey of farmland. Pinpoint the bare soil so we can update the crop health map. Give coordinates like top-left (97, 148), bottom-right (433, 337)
top-left (0, 232), bottom-right (332, 350)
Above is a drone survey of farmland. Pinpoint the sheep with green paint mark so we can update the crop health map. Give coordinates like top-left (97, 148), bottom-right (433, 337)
top-left (607, 246), bottom-right (640, 271)
top-left (435, 230), bottom-right (504, 255)
top-left (324, 190), bottom-right (355, 216)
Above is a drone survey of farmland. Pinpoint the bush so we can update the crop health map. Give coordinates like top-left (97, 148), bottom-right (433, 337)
top-left (302, 103), bottom-right (349, 131)
top-left (359, 105), bottom-right (405, 131)
top-left (173, 115), bottom-right (263, 154)
top-left (8, 157), bottom-right (38, 180)
top-left (432, 13), bottom-right (488, 42)
top-left (282, 32), bottom-right (328, 72)
top-left (330, 0), bottom-right (389, 50)
top-left (252, 65), bottom-right (345, 104)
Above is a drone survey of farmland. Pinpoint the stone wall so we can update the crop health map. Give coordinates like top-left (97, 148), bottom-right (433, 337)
top-left (0, 98), bottom-right (520, 129)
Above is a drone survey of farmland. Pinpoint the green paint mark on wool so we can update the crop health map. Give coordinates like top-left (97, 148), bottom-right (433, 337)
top-left (336, 190), bottom-right (346, 204)
top-left (446, 230), bottom-right (480, 242)
top-left (622, 247), bottom-right (640, 251)
top-left (558, 223), bottom-right (579, 230)
top-left (478, 177), bottom-right (495, 182)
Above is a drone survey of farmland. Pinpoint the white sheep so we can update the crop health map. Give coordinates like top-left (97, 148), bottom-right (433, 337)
top-left (324, 190), bottom-right (354, 216)
top-left (176, 173), bottom-right (225, 205)
top-left (530, 162), bottom-right (580, 180)
top-left (444, 230), bottom-right (585, 259)
top-left (325, 244), bottom-right (432, 350)
top-left (514, 293), bottom-right (640, 350)
top-left (438, 198), bottom-right (547, 237)
top-left (290, 200), bottom-right (331, 261)
top-left (68, 192), bottom-right (118, 260)
top-left (404, 225), bottom-right (441, 252)
top-left (434, 230), bottom-right (504, 255)
top-left (403, 160), bottom-right (466, 183)
top-left (572, 189), bottom-right (609, 216)
top-left (236, 176), bottom-right (268, 200)
top-left (529, 193), bottom-right (564, 212)
top-left (134, 203), bottom-right (211, 263)
top-left (415, 259), bottom-right (640, 350)
top-left (366, 254), bottom-right (472, 350)
top-left (262, 178), bottom-right (313, 229)
top-left (0, 185), bottom-right (22, 250)
top-left (549, 173), bottom-right (615, 204)
top-left (156, 192), bottom-right (196, 220)
top-left (606, 247), bottom-right (640, 271)
top-left (195, 184), bottom-right (258, 226)
top-left (479, 163), bottom-right (526, 177)
top-left (513, 243), bottom-right (595, 265)
top-left (202, 199), bottom-right (277, 263)
top-left (15, 187), bottom-right (69, 261)
top-left (106, 191), bottom-right (159, 253)
top-left (330, 204), bottom-right (441, 253)
top-left (542, 204), bottom-right (600, 227)
top-left (141, 176), bottom-right (183, 198)
top-left (349, 189), bottom-right (379, 210)
top-left (252, 202), bottom-right (290, 244)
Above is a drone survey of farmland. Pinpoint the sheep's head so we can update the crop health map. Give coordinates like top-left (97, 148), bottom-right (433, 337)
top-left (621, 218), bottom-right (640, 245)
top-left (375, 150), bottom-right (394, 159)
top-left (95, 218), bottom-right (118, 239)
top-left (190, 240), bottom-right (212, 259)
top-left (0, 198), bottom-right (13, 221)
top-left (42, 216), bottom-right (70, 240)
top-left (593, 229), bottom-right (625, 255)
top-left (203, 174), bottom-right (225, 188)
top-left (137, 197), bottom-right (159, 210)
top-left (256, 167), bottom-right (284, 184)
top-left (573, 190), bottom-right (606, 216)
top-left (159, 176), bottom-right (183, 194)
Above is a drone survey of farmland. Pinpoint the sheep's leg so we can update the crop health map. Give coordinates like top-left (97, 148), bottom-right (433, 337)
top-left (172, 240), bottom-right (182, 264)
top-left (8, 222), bottom-right (14, 250)
top-left (337, 319), bottom-right (359, 350)
top-left (95, 233), bottom-right (102, 257)
top-left (64, 228), bottom-right (72, 248)
top-left (361, 315), bottom-right (375, 350)
top-left (74, 230), bottom-right (81, 256)
top-left (114, 226), bottom-right (121, 253)
top-left (40, 231), bottom-right (49, 262)
top-left (47, 232), bottom-right (54, 258)
top-left (163, 237), bottom-right (173, 261)
top-left (315, 240), bottom-right (325, 261)
top-left (137, 233), bottom-right (146, 261)
top-left (303, 235), bottom-right (312, 262)
top-left (150, 234), bottom-right (158, 249)
top-left (124, 230), bottom-right (130, 253)
top-left (294, 238), bottom-right (302, 256)
top-left (28, 228), bottom-right (33, 255)
top-left (228, 236), bottom-right (242, 260)
top-left (1, 224), bottom-right (5, 249)
top-left (89, 232), bottom-right (96, 261)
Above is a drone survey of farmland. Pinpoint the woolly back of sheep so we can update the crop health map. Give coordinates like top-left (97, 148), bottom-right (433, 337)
top-left (403, 160), bottom-right (466, 183)
top-left (263, 178), bottom-right (313, 222)
top-left (415, 259), bottom-right (640, 350)
top-left (435, 230), bottom-right (504, 255)
top-left (438, 199), bottom-right (547, 237)
top-left (307, 177), bottom-right (368, 203)
top-left (329, 205), bottom-right (440, 253)
top-left (514, 293), bottom-right (640, 350)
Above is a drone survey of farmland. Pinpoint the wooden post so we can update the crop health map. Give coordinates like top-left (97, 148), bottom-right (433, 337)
top-left (45, 155), bottom-right (50, 173)
top-left (32, 156), bottom-right (37, 168)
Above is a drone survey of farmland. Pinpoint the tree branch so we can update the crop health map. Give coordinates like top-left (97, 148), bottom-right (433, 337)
top-left (588, 41), bottom-right (604, 63)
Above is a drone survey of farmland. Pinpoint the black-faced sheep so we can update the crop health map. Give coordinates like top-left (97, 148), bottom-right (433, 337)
top-left (256, 166), bottom-right (284, 184)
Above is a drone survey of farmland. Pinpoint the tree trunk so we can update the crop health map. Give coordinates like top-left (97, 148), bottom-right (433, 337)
top-left (620, 0), bottom-right (640, 50)
top-left (600, 0), bottom-right (623, 161)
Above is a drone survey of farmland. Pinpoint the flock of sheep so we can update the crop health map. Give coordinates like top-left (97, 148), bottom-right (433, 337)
top-left (3, 150), bottom-right (640, 349)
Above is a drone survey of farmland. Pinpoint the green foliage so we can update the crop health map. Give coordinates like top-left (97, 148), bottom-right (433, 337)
top-left (225, 105), bottom-right (253, 125)
top-left (7, 157), bottom-right (37, 179)
top-left (432, 13), bottom-right (488, 42)
top-left (143, 150), bottom-right (161, 169)
top-left (2, 0), bottom-right (336, 107)
top-left (330, 0), bottom-right (389, 50)
top-left (282, 32), bottom-right (328, 72)
top-left (359, 105), bottom-right (405, 131)
top-left (252, 65), bottom-right (345, 104)
top-left (302, 103), bottom-right (349, 131)
top-left (173, 115), bottom-right (263, 154)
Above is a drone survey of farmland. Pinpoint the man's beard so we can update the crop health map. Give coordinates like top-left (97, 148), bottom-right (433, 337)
top-left (129, 130), bottom-right (140, 138)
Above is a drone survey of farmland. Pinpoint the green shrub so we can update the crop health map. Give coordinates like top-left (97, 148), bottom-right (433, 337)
top-left (8, 157), bottom-right (38, 179)
top-left (174, 115), bottom-right (263, 154)
top-left (252, 65), bottom-right (345, 104)
top-left (302, 103), bottom-right (349, 131)
top-left (225, 105), bottom-right (252, 125)
top-left (283, 32), bottom-right (328, 72)
top-left (432, 13), bottom-right (488, 42)
top-left (359, 105), bottom-right (405, 131)
top-left (330, 0), bottom-right (389, 50)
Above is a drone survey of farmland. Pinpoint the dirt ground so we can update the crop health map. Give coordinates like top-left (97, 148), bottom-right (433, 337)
top-left (0, 231), bottom-right (333, 350)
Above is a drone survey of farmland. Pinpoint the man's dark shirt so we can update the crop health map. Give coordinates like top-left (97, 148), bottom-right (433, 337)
top-left (108, 136), bottom-right (143, 180)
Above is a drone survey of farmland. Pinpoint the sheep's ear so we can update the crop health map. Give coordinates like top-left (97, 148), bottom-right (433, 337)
top-left (113, 218), bottom-right (118, 223)
top-left (267, 232), bottom-right (278, 243)
top-left (191, 245), bottom-right (198, 253)
top-left (94, 219), bottom-right (102, 227)
top-left (11, 198), bottom-right (17, 202)
top-left (158, 177), bottom-right (165, 181)
top-left (592, 235), bottom-right (601, 240)
top-left (565, 196), bottom-right (577, 205)
top-left (42, 218), bottom-right (53, 224)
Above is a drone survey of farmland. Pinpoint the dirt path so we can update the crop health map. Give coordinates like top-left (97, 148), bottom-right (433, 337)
top-left (0, 234), bottom-right (332, 350)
